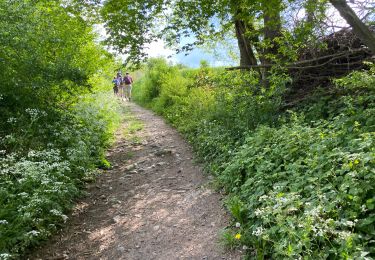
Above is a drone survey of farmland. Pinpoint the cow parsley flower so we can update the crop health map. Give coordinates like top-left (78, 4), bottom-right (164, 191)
top-left (27, 230), bottom-right (40, 237)
top-left (0, 220), bottom-right (8, 225)
top-left (252, 226), bottom-right (264, 237)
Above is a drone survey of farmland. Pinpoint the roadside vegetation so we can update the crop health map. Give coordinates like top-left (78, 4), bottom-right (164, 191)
top-left (133, 58), bottom-right (375, 259)
top-left (0, 1), bottom-right (120, 258)
top-left (1, 0), bottom-right (374, 258)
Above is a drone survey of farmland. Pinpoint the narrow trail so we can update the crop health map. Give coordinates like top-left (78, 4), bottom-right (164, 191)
top-left (30, 103), bottom-right (241, 260)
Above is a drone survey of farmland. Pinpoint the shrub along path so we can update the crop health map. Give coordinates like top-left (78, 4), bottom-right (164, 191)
top-left (29, 102), bottom-right (240, 260)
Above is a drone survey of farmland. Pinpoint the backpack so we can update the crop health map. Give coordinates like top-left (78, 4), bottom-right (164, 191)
top-left (124, 76), bottom-right (131, 84)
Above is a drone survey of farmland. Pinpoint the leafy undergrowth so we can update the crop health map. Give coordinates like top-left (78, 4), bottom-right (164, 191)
top-left (0, 93), bottom-right (121, 259)
top-left (0, 1), bottom-right (122, 258)
top-left (133, 58), bottom-right (375, 259)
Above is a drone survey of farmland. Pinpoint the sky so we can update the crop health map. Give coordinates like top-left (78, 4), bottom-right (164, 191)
top-left (144, 39), bottom-right (236, 68)
top-left (94, 24), bottom-right (236, 68)
top-left (95, 2), bottom-right (361, 69)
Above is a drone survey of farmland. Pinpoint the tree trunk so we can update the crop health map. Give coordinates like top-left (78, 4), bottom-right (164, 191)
top-left (261, 0), bottom-right (282, 65)
top-left (305, 0), bottom-right (315, 23)
top-left (234, 18), bottom-right (258, 66)
top-left (329, 0), bottom-right (375, 54)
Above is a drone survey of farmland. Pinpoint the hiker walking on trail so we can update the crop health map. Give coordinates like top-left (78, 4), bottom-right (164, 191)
top-left (112, 77), bottom-right (119, 96)
top-left (117, 73), bottom-right (125, 100)
top-left (123, 72), bottom-right (133, 101)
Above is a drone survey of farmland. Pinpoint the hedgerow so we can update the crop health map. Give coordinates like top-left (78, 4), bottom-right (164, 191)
top-left (0, 1), bottom-right (121, 257)
top-left (0, 93), bottom-right (121, 258)
top-left (133, 58), bottom-right (375, 259)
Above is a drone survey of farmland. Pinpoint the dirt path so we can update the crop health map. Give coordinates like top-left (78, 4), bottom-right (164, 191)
top-left (29, 103), bottom-right (240, 260)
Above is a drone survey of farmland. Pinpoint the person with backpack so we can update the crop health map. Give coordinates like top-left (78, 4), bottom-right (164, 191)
top-left (117, 73), bottom-right (125, 100)
top-left (112, 76), bottom-right (119, 96)
top-left (123, 72), bottom-right (133, 101)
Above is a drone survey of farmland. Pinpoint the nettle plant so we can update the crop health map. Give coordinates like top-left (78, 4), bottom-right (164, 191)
top-left (221, 112), bottom-right (375, 258)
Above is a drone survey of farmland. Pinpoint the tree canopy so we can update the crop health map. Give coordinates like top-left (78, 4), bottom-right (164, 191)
top-left (101, 0), bottom-right (374, 67)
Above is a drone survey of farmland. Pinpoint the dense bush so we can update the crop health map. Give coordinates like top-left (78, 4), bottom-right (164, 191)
top-left (0, 93), bottom-right (121, 258)
top-left (0, 1), bottom-right (121, 258)
top-left (133, 59), bottom-right (375, 259)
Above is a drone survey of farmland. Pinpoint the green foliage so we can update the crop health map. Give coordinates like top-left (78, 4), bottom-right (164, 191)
top-left (0, 0), bottom-right (120, 257)
top-left (134, 59), bottom-right (375, 259)
top-left (221, 115), bottom-right (374, 258)
top-left (125, 120), bottom-right (144, 134)
top-left (0, 93), bottom-right (121, 257)
top-left (100, 0), bottom-right (337, 67)
top-left (220, 229), bottom-right (242, 250)
top-left (132, 58), bottom-right (174, 105)
top-left (226, 196), bottom-right (248, 224)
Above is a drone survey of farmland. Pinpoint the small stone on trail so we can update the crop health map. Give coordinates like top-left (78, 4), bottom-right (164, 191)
top-left (153, 225), bottom-right (160, 231)
top-left (156, 162), bottom-right (166, 166)
top-left (100, 195), bottom-right (106, 199)
top-left (154, 149), bottom-right (174, 156)
top-left (129, 170), bottom-right (138, 174)
top-left (151, 164), bottom-right (156, 168)
top-left (109, 187), bottom-right (113, 190)
top-left (113, 215), bottom-right (122, 223)
top-left (125, 164), bottom-right (135, 171)
top-left (117, 246), bottom-right (125, 252)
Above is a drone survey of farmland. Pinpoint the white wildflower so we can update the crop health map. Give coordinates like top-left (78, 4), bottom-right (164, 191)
top-left (62, 215), bottom-right (68, 223)
top-left (50, 209), bottom-right (61, 215)
top-left (27, 230), bottom-right (40, 237)
top-left (254, 208), bottom-right (265, 216)
top-left (287, 207), bottom-right (298, 213)
top-left (345, 220), bottom-right (355, 227)
top-left (0, 253), bottom-right (12, 260)
top-left (252, 226), bottom-right (264, 237)
top-left (0, 220), bottom-right (8, 225)
top-left (306, 206), bottom-right (321, 217)
top-left (18, 192), bottom-right (28, 197)
top-left (258, 195), bottom-right (269, 201)
top-left (338, 231), bottom-right (352, 240)
top-left (6, 117), bottom-right (17, 123)
top-left (235, 222), bottom-right (241, 228)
